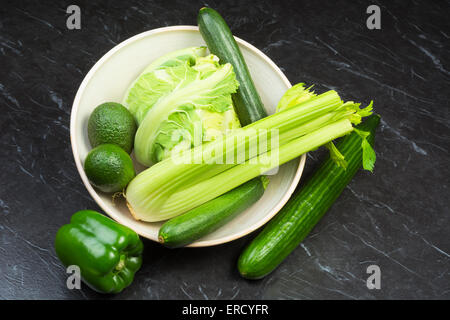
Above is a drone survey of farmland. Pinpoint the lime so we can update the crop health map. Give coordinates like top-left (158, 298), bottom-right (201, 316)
top-left (88, 102), bottom-right (137, 154)
top-left (84, 144), bottom-right (135, 193)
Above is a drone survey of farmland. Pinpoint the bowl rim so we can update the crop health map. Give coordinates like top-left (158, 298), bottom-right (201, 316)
top-left (70, 25), bottom-right (306, 247)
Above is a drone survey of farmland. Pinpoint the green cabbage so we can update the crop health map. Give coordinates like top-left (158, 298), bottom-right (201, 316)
top-left (123, 47), bottom-right (241, 166)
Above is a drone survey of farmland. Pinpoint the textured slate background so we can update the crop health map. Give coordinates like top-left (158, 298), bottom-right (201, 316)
top-left (0, 0), bottom-right (449, 299)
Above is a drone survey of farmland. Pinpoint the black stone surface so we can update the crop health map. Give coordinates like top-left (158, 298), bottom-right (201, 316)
top-left (1, 0), bottom-right (449, 300)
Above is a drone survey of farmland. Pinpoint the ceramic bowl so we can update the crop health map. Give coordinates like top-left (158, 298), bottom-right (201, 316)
top-left (70, 26), bottom-right (306, 247)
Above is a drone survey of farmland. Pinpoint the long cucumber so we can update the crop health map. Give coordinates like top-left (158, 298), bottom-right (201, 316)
top-left (237, 114), bottom-right (381, 279)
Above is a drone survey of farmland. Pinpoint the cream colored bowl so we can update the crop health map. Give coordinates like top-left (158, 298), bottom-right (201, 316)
top-left (70, 26), bottom-right (306, 247)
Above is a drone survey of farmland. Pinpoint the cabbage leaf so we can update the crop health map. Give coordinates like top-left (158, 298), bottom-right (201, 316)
top-left (123, 47), bottom-right (241, 166)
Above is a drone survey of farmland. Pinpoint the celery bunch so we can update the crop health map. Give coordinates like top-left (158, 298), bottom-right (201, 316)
top-left (125, 84), bottom-right (374, 222)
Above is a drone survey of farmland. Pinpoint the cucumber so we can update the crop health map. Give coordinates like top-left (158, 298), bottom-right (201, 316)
top-left (198, 7), bottom-right (268, 126)
top-left (237, 115), bottom-right (381, 279)
top-left (158, 177), bottom-right (268, 248)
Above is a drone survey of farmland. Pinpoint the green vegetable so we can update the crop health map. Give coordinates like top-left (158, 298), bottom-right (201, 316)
top-left (198, 7), bottom-right (268, 126)
top-left (158, 177), bottom-right (268, 248)
top-left (276, 83), bottom-right (317, 112)
top-left (125, 86), bottom-right (374, 222)
top-left (54, 210), bottom-right (143, 293)
top-left (87, 102), bottom-right (137, 154)
top-left (123, 46), bottom-right (207, 123)
top-left (84, 144), bottom-right (135, 193)
top-left (237, 114), bottom-right (380, 279)
top-left (123, 47), bottom-right (241, 166)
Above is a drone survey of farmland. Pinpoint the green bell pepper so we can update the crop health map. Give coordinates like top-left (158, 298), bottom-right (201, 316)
top-left (55, 210), bottom-right (143, 294)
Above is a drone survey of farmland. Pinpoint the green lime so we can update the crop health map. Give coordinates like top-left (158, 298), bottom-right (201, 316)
top-left (84, 144), bottom-right (135, 193)
top-left (88, 102), bottom-right (137, 154)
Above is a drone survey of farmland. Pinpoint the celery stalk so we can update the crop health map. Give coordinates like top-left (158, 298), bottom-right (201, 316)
top-left (125, 89), bottom-right (373, 222)
top-left (154, 119), bottom-right (353, 219)
top-left (127, 91), bottom-right (342, 200)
